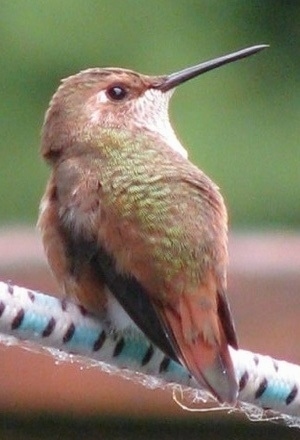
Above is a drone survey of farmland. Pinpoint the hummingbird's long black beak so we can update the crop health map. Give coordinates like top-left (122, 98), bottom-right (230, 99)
top-left (155, 44), bottom-right (269, 92)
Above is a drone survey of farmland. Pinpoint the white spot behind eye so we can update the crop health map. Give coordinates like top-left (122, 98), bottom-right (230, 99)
top-left (86, 91), bottom-right (107, 124)
top-left (96, 90), bottom-right (109, 104)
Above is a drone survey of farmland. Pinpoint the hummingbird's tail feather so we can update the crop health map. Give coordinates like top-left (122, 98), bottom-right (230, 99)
top-left (162, 293), bottom-right (238, 404)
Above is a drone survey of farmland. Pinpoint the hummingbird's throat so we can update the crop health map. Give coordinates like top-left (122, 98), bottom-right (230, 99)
top-left (132, 88), bottom-right (188, 159)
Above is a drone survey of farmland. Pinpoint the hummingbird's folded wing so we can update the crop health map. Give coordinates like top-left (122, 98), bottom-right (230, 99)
top-left (92, 243), bottom-right (179, 362)
top-left (63, 228), bottom-right (179, 362)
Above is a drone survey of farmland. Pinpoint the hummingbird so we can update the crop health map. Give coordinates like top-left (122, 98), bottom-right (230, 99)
top-left (38, 45), bottom-right (267, 404)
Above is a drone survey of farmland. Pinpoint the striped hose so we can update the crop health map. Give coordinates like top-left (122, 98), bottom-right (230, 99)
top-left (0, 281), bottom-right (299, 427)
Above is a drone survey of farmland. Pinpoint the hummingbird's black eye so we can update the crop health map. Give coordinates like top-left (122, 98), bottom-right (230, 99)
top-left (106, 85), bottom-right (128, 101)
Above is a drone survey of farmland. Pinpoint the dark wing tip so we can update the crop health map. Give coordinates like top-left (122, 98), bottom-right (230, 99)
top-left (217, 289), bottom-right (238, 349)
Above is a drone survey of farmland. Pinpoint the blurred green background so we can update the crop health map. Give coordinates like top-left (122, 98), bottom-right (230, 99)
top-left (1, 0), bottom-right (299, 229)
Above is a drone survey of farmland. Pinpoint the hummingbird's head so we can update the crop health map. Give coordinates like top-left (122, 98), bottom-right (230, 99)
top-left (41, 67), bottom-right (188, 162)
top-left (41, 45), bottom-right (268, 163)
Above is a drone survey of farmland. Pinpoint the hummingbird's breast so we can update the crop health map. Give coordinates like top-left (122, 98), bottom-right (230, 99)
top-left (94, 133), bottom-right (228, 296)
